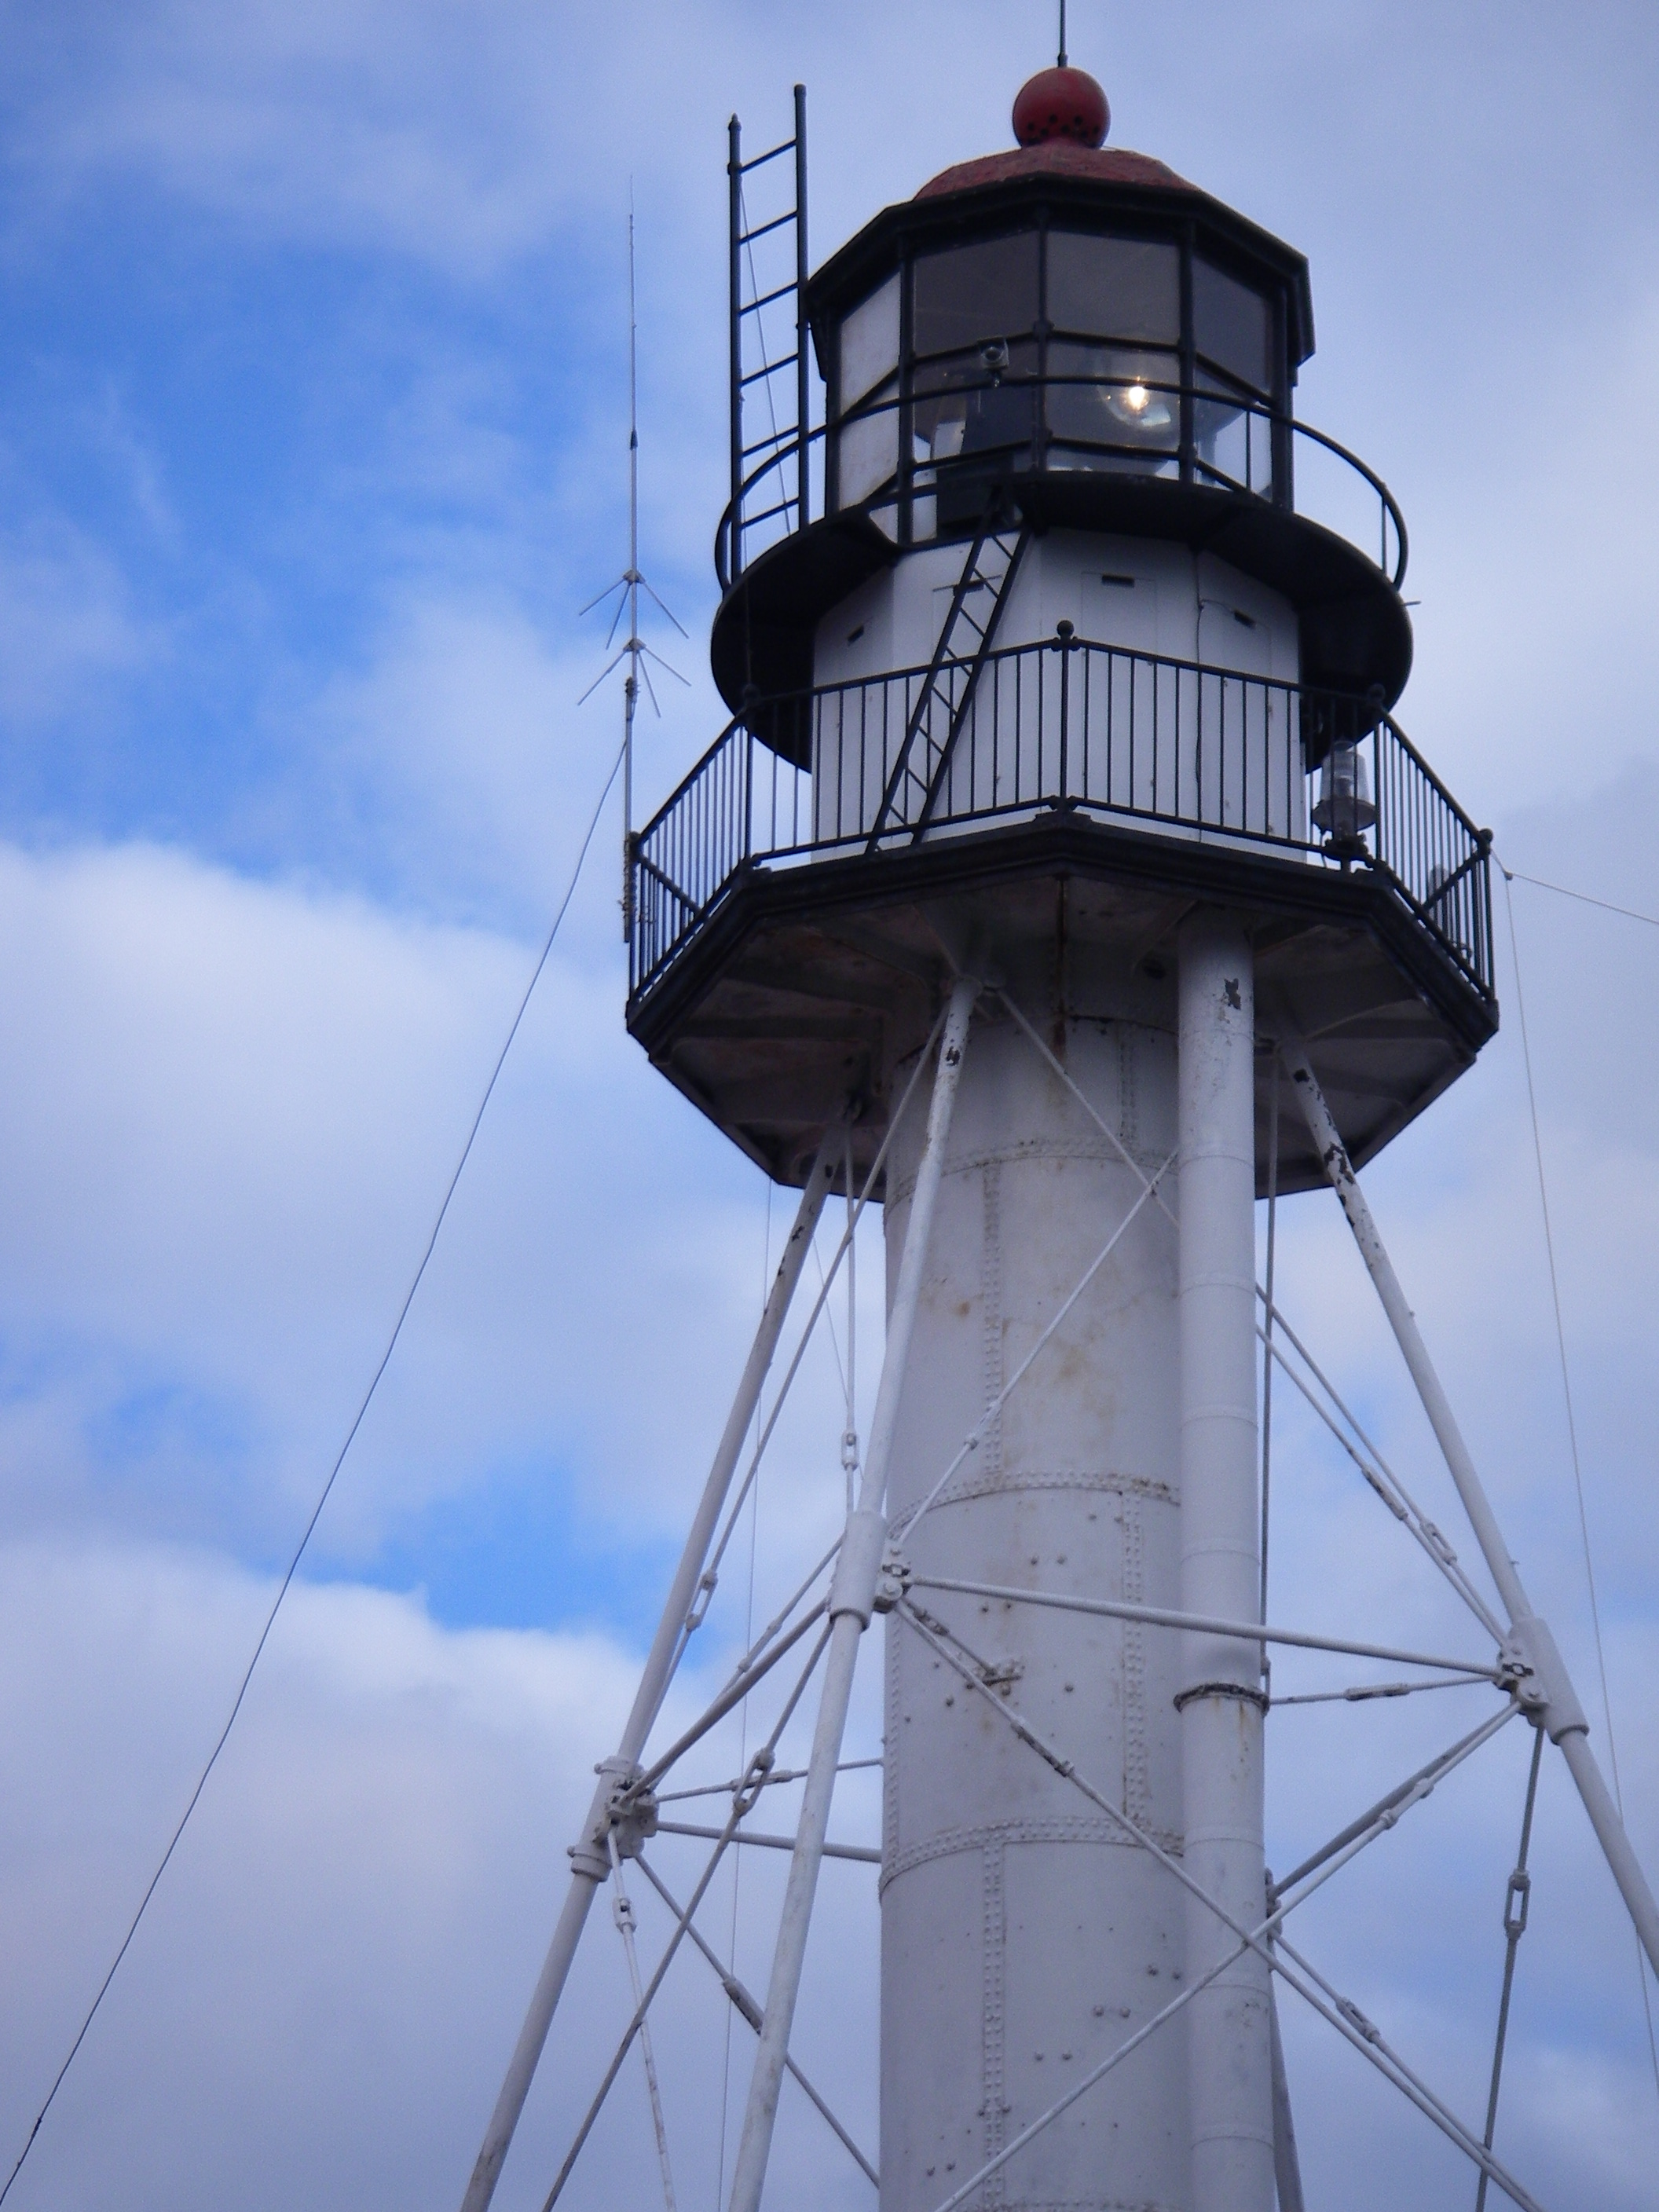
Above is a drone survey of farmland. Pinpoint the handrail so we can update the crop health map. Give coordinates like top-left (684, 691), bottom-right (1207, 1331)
top-left (716, 373), bottom-right (1408, 595)
top-left (630, 633), bottom-right (1492, 1011)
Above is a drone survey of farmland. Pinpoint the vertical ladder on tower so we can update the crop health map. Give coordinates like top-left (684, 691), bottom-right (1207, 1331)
top-left (865, 507), bottom-right (1032, 851)
top-left (727, 87), bottom-right (810, 585)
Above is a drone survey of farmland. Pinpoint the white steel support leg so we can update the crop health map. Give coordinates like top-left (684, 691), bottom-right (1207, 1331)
top-left (459, 1133), bottom-right (842, 2212)
top-left (1280, 1035), bottom-right (1659, 1979)
top-left (1177, 913), bottom-right (1274, 2212)
top-left (726, 976), bottom-right (980, 2212)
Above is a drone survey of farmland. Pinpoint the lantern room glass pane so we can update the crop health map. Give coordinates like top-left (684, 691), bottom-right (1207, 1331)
top-left (912, 233), bottom-right (1039, 359)
top-left (913, 339), bottom-right (1038, 461)
top-left (1046, 341), bottom-right (1179, 463)
top-left (839, 272), bottom-right (900, 408)
top-left (1192, 258), bottom-right (1273, 395)
top-left (1046, 233), bottom-right (1179, 343)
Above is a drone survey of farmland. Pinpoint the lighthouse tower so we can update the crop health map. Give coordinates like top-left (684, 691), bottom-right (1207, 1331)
top-left (459, 57), bottom-right (1659, 2212)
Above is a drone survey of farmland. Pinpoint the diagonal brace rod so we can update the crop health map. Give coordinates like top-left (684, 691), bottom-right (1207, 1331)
top-left (606, 1833), bottom-right (677, 2212)
top-left (1256, 1318), bottom-right (1503, 1638)
top-left (633, 1855), bottom-right (878, 2189)
top-left (888, 1149), bottom-right (1177, 1545)
top-left (1272, 1705), bottom-right (1520, 1899)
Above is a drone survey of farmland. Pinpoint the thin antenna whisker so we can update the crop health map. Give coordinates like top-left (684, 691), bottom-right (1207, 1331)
top-left (578, 576), bottom-right (628, 619)
top-left (578, 646), bottom-right (630, 707)
top-left (640, 579), bottom-right (690, 637)
top-left (639, 645), bottom-right (689, 685)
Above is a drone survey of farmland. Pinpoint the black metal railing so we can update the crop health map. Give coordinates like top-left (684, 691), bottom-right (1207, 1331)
top-left (718, 373), bottom-right (1407, 594)
top-left (630, 633), bottom-right (1492, 1011)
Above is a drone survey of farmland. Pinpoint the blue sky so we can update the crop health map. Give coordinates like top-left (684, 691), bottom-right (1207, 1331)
top-left (1, 3), bottom-right (1658, 2209)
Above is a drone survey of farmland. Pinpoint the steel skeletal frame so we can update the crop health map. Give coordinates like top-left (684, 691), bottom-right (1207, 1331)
top-left (457, 985), bottom-right (1656, 2212)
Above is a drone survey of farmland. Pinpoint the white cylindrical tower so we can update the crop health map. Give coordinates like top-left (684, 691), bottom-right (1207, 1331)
top-left (880, 970), bottom-right (1188, 2210)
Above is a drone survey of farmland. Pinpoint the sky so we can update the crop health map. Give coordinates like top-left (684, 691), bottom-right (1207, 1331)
top-left (0, 2), bottom-right (1657, 2207)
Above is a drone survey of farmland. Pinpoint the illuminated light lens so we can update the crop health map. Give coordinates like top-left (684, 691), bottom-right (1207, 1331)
top-left (1103, 381), bottom-right (1174, 432)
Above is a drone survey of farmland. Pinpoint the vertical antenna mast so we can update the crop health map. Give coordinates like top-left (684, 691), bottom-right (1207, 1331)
top-left (1058, 0), bottom-right (1068, 66)
top-left (624, 199), bottom-right (639, 940)
top-left (577, 201), bottom-right (687, 945)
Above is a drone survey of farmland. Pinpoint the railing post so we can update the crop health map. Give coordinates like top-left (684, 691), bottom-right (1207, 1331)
top-left (743, 714), bottom-right (756, 867)
top-left (793, 84), bottom-right (809, 533)
top-left (727, 115), bottom-right (744, 580)
top-left (1057, 620), bottom-right (1074, 801)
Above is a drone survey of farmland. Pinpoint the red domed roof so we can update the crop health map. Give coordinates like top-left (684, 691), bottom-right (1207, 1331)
top-left (916, 141), bottom-right (1196, 202)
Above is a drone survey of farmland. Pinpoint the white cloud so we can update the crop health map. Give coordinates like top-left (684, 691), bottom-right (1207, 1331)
top-left (0, 1533), bottom-right (881, 2212)
top-left (0, 832), bottom-right (864, 1571)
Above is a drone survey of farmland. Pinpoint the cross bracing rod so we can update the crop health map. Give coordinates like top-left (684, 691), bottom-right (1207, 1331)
top-left (925, 1938), bottom-right (1253, 2212)
top-left (1273, 1672), bottom-right (1494, 1705)
top-left (606, 1834), bottom-right (678, 2212)
top-left (459, 1134), bottom-right (841, 2212)
top-left (1255, 1299), bottom-right (1503, 1639)
top-left (632, 1855), bottom-right (877, 2189)
top-left (888, 1148), bottom-right (1178, 1547)
top-left (634, 1602), bottom-right (827, 1797)
top-left (725, 976), bottom-right (980, 2212)
top-left (899, 1599), bottom-right (1542, 2210)
top-left (693, 1004), bottom-right (951, 1632)
top-left (1269, 1705), bottom-right (1522, 1904)
top-left (541, 1623), bottom-right (833, 2211)
top-left (705, 1544), bottom-right (840, 1698)
top-left (1280, 1035), bottom-right (1659, 1982)
top-left (1476, 1723), bottom-right (1546, 2212)
top-left (1256, 1318), bottom-right (1503, 1635)
top-left (654, 1755), bottom-right (881, 1807)
top-left (654, 1822), bottom-right (881, 1864)
top-left (994, 983), bottom-right (1177, 1214)
top-left (903, 1572), bottom-right (1507, 1681)
top-left (543, 1810), bottom-right (750, 2210)
top-left (1269, 1923), bottom-right (1546, 2212)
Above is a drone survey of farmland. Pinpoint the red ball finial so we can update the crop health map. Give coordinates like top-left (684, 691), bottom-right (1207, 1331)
top-left (1012, 65), bottom-right (1109, 149)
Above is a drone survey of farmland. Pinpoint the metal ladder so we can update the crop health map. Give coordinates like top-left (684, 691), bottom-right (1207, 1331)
top-left (865, 507), bottom-right (1031, 850)
top-left (727, 88), bottom-right (809, 584)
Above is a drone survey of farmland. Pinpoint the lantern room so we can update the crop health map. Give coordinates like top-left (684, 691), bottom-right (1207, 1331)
top-left (711, 101), bottom-right (1409, 726)
top-left (823, 163), bottom-right (1298, 529)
